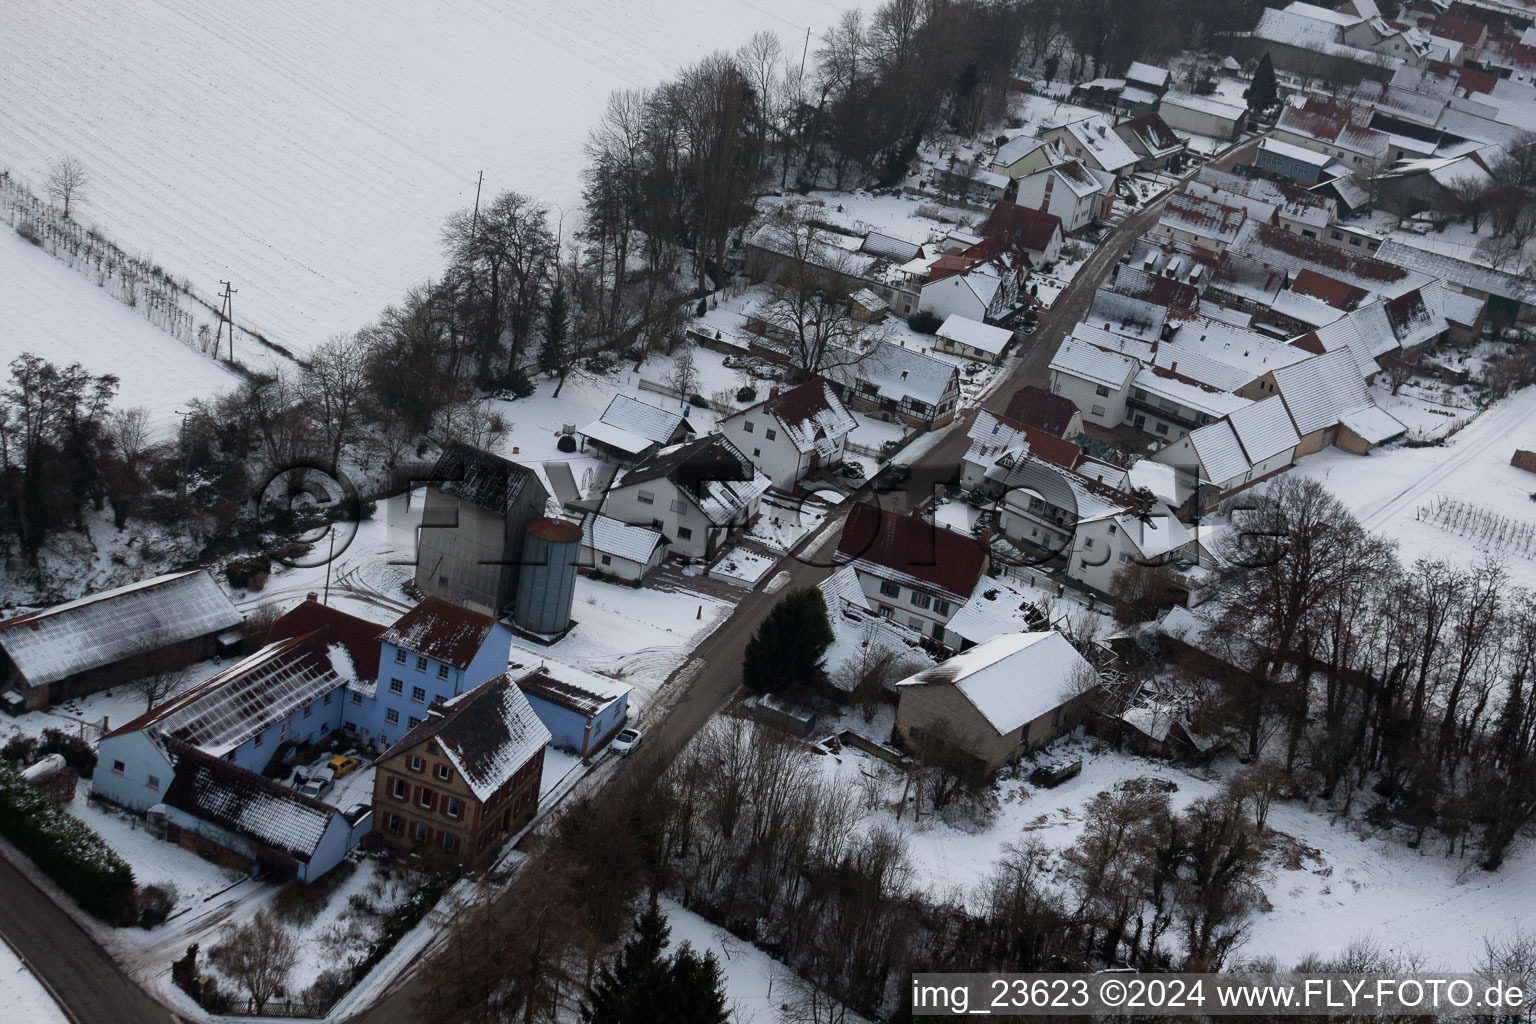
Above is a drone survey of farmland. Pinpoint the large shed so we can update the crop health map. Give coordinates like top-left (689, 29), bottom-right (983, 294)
top-left (0, 570), bottom-right (242, 709)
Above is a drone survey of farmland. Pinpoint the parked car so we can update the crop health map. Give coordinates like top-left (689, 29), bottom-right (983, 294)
top-left (327, 755), bottom-right (362, 777)
top-left (611, 728), bottom-right (643, 756)
top-left (299, 776), bottom-right (333, 801)
top-left (873, 464), bottom-right (911, 493)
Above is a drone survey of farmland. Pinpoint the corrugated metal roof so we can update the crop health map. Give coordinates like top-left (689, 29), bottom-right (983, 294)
top-left (0, 570), bottom-right (241, 688)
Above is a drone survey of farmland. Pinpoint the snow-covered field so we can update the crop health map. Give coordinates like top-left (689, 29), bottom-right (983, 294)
top-left (1, 0), bottom-right (866, 355)
top-left (0, 229), bottom-right (239, 434)
top-left (0, 938), bottom-right (68, 1024)
top-left (1293, 384), bottom-right (1536, 588)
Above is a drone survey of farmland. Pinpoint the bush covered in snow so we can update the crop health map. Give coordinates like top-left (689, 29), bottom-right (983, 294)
top-left (0, 761), bottom-right (134, 921)
top-left (1, 728), bottom-right (98, 779)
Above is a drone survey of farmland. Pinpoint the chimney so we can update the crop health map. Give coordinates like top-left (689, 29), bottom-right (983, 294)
top-left (768, 386), bottom-right (780, 400)
top-left (306, 592), bottom-right (319, 602)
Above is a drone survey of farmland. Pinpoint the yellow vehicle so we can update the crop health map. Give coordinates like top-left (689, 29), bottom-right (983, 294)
top-left (327, 755), bottom-right (363, 777)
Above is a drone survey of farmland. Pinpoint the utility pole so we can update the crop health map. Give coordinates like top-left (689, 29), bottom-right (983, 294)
top-left (216, 281), bottom-right (238, 362)
top-left (800, 25), bottom-right (811, 79)
top-left (322, 526), bottom-right (337, 605)
top-left (470, 170), bottom-right (484, 235)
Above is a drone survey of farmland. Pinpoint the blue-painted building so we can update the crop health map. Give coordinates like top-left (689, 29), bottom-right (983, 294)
top-left (93, 594), bottom-right (516, 882)
top-left (349, 597), bottom-right (513, 750)
top-left (512, 660), bottom-right (631, 758)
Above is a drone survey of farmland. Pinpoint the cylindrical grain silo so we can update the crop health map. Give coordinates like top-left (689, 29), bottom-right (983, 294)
top-left (513, 517), bottom-right (582, 635)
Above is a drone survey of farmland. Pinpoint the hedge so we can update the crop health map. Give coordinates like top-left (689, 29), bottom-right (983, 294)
top-left (0, 762), bottom-right (135, 921)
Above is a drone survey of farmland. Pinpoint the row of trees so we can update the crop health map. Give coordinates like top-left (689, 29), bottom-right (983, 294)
top-left (1150, 476), bottom-right (1536, 870)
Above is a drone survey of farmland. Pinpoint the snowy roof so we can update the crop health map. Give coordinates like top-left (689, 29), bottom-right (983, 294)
top-left (267, 598), bottom-right (386, 694)
top-left (993, 133), bottom-right (1047, 168)
top-left (967, 410), bottom-right (1084, 471)
top-left (1283, 1), bottom-right (1366, 26)
top-left (1258, 136), bottom-right (1334, 168)
top-left (819, 564), bottom-right (870, 612)
top-left (1152, 345), bottom-right (1255, 391)
top-left (1107, 507), bottom-right (1192, 559)
top-left (1160, 192), bottom-right (1250, 247)
top-left (1071, 322), bottom-right (1156, 362)
top-left (1133, 367), bottom-right (1253, 418)
top-left (585, 393), bottom-right (692, 450)
top-left (861, 231), bottom-right (923, 263)
top-left (1164, 316), bottom-right (1312, 379)
top-left (1375, 239), bottom-right (1536, 304)
top-left (1251, 8), bottom-right (1401, 69)
top-left (578, 418), bottom-right (656, 457)
top-left (944, 577), bottom-right (1055, 648)
top-left (1054, 115), bottom-right (1140, 172)
top-left (384, 673), bottom-right (551, 803)
top-left (840, 340), bottom-right (959, 408)
top-left (849, 287), bottom-right (889, 313)
top-left (379, 596), bottom-right (498, 670)
top-left (427, 443), bottom-right (542, 515)
top-left (1185, 420), bottom-right (1252, 483)
top-left (164, 743), bottom-right (339, 862)
top-left (1049, 337), bottom-right (1140, 390)
top-left (1127, 459), bottom-right (1184, 506)
top-left (1226, 395), bottom-right (1302, 463)
top-left (1161, 90), bottom-right (1248, 122)
top-left (752, 379), bottom-right (858, 455)
top-left (1087, 289), bottom-right (1167, 342)
top-left (746, 220), bottom-right (878, 278)
top-left (937, 314), bottom-right (1014, 355)
top-left (836, 503), bottom-right (989, 604)
top-left (899, 632), bottom-right (1092, 736)
top-left (1125, 61), bottom-right (1171, 88)
top-left (123, 636), bottom-right (345, 757)
top-left (1185, 181), bottom-right (1278, 223)
top-left (1049, 157), bottom-right (1112, 197)
top-left (512, 660), bottom-right (629, 719)
top-left (1339, 404), bottom-right (1409, 443)
top-left (582, 513), bottom-right (666, 564)
top-left (1234, 221), bottom-right (1432, 299)
top-left (1120, 113), bottom-right (1185, 156)
top-left (1270, 348), bottom-right (1403, 438)
top-left (978, 202), bottom-right (1066, 253)
top-left (1273, 288), bottom-right (1347, 327)
top-left (1438, 287), bottom-right (1485, 326)
top-left (1120, 85), bottom-right (1162, 107)
top-left (621, 434), bottom-right (770, 526)
top-left (0, 570), bottom-right (241, 688)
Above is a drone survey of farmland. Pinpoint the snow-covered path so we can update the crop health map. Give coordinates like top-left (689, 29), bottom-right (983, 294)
top-left (1, 0), bottom-right (865, 355)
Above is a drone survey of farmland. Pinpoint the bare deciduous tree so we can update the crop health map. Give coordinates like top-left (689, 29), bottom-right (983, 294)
top-left (209, 909), bottom-right (298, 1013)
top-left (46, 157), bottom-right (89, 218)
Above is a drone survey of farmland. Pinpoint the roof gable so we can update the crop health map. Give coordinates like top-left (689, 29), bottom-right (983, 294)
top-left (383, 673), bottom-right (551, 802)
top-left (378, 596), bottom-right (498, 670)
top-left (836, 504), bottom-right (989, 602)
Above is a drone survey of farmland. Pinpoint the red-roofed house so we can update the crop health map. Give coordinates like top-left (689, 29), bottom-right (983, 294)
top-left (718, 380), bottom-right (858, 490)
top-left (1290, 268), bottom-right (1371, 310)
top-left (1114, 112), bottom-right (1188, 170)
top-left (1004, 385), bottom-right (1085, 438)
top-left (977, 201), bottom-right (1066, 263)
top-left (835, 503), bottom-right (990, 643)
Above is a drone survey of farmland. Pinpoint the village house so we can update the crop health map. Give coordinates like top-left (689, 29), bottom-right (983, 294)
top-left (512, 660), bottom-right (631, 759)
top-left (578, 513), bottom-right (669, 583)
top-left (1040, 115), bottom-right (1140, 181)
top-left (414, 443), bottom-right (551, 618)
top-left (934, 314), bottom-right (1015, 364)
top-left (1119, 62), bottom-right (1172, 113)
top-left (918, 259), bottom-right (1020, 322)
top-left (0, 570), bottom-right (243, 710)
top-left (989, 133), bottom-right (1053, 179)
top-left (600, 434), bottom-right (769, 561)
top-left (828, 340), bottom-right (961, 429)
top-left (718, 380), bottom-right (858, 491)
top-left (371, 672), bottom-right (550, 868)
top-left (894, 632), bottom-right (1098, 775)
top-left (834, 503), bottom-right (990, 645)
top-left (577, 393), bottom-right (695, 466)
top-left (1068, 504), bottom-right (1196, 595)
top-left (1004, 385), bottom-right (1084, 438)
top-left (1158, 91), bottom-right (1249, 141)
top-left (1114, 112), bottom-right (1187, 170)
top-left (1012, 153), bottom-right (1115, 233)
top-left (355, 597), bottom-right (513, 751)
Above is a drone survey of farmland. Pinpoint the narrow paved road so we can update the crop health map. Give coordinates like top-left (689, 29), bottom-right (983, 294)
top-left (0, 852), bottom-right (179, 1024)
top-left (1, 134), bottom-right (1267, 1024)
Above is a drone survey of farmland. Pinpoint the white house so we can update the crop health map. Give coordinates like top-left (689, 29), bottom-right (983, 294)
top-left (829, 341), bottom-right (962, 428)
top-left (1013, 156), bottom-right (1114, 233)
top-left (1047, 337), bottom-right (1140, 428)
top-left (989, 133), bottom-right (1052, 178)
top-left (600, 434), bottom-right (769, 560)
top-left (579, 513), bottom-right (668, 583)
top-left (919, 263), bottom-right (1015, 322)
top-left (717, 380), bottom-right (857, 491)
top-left (1068, 505), bottom-right (1193, 594)
top-left (1159, 91), bottom-right (1248, 141)
top-left (1041, 115), bottom-right (1140, 180)
top-left (935, 314), bottom-right (1014, 364)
